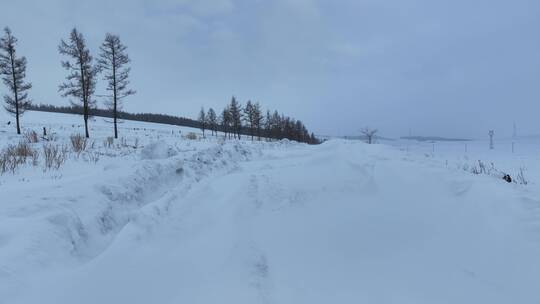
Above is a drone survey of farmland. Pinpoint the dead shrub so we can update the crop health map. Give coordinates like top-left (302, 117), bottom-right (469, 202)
top-left (24, 130), bottom-right (39, 143)
top-left (31, 150), bottom-right (39, 167)
top-left (14, 141), bottom-right (36, 158)
top-left (0, 151), bottom-right (11, 174)
top-left (185, 132), bottom-right (198, 140)
top-left (516, 168), bottom-right (528, 185)
top-left (43, 133), bottom-right (58, 142)
top-left (84, 151), bottom-right (100, 163)
top-left (104, 137), bottom-right (114, 148)
top-left (43, 143), bottom-right (68, 170)
top-left (70, 134), bottom-right (88, 154)
top-left (0, 142), bottom-right (39, 174)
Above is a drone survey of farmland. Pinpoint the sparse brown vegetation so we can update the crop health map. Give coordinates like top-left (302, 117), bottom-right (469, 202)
top-left (186, 132), bottom-right (198, 140)
top-left (70, 133), bottom-right (88, 154)
top-left (13, 141), bottom-right (36, 158)
top-left (0, 142), bottom-right (38, 174)
top-left (104, 136), bottom-right (114, 148)
top-left (24, 130), bottom-right (39, 143)
top-left (42, 143), bottom-right (68, 170)
top-left (84, 150), bottom-right (100, 163)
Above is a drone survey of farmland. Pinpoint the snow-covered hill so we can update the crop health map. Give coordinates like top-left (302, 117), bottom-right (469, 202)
top-left (2, 111), bottom-right (540, 303)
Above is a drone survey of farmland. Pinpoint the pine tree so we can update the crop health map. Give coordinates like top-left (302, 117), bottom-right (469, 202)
top-left (243, 100), bottom-right (255, 140)
top-left (207, 107), bottom-right (217, 136)
top-left (97, 33), bottom-right (135, 139)
top-left (295, 120), bottom-right (303, 141)
top-left (229, 96), bottom-right (242, 139)
top-left (310, 132), bottom-right (318, 144)
top-left (264, 110), bottom-right (272, 141)
top-left (271, 111), bottom-right (281, 139)
top-left (283, 116), bottom-right (292, 139)
top-left (221, 106), bottom-right (232, 139)
top-left (0, 27), bottom-right (32, 135)
top-left (59, 28), bottom-right (98, 138)
top-left (253, 102), bottom-right (263, 141)
top-left (198, 107), bottom-right (206, 138)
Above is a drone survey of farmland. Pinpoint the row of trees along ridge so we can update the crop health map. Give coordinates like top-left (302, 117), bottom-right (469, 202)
top-left (1, 27), bottom-right (319, 144)
top-left (198, 97), bottom-right (320, 144)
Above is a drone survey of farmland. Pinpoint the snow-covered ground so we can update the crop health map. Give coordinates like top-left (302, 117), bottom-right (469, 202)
top-left (2, 111), bottom-right (540, 303)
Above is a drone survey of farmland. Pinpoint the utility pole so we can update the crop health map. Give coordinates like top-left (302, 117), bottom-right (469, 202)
top-left (489, 130), bottom-right (494, 150)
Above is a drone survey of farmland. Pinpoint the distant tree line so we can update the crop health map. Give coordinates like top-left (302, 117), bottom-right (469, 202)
top-left (30, 102), bottom-right (321, 144)
top-left (199, 96), bottom-right (320, 144)
top-left (28, 103), bottom-right (201, 129)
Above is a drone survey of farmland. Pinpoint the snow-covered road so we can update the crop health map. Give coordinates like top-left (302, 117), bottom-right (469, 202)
top-left (4, 138), bottom-right (540, 303)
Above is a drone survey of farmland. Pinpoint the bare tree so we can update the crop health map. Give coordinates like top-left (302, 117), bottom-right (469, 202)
top-left (198, 107), bottom-right (206, 138)
top-left (58, 28), bottom-right (98, 138)
top-left (361, 127), bottom-right (378, 144)
top-left (0, 27), bottom-right (31, 134)
top-left (97, 33), bottom-right (135, 139)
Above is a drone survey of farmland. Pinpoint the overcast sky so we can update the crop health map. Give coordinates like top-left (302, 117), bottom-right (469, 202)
top-left (1, 0), bottom-right (539, 138)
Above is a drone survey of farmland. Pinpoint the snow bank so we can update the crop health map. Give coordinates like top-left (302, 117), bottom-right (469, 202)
top-left (140, 141), bottom-right (178, 160)
top-left (3, 112), bottom-right (540, 303)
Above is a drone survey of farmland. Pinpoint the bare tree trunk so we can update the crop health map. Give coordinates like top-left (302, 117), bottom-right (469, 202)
top-left (112, 46), bottom-right (118, 139)
top-left (79, 55), bottom-right (89, 138)
top-left (15, 105), bottom-right (20, 134)
top-left (113, 104), bottom-right (118, 138)
top-left (84, 116), bottom-right (89, 138)
top-left (9, 48), bottom-right (20, 134)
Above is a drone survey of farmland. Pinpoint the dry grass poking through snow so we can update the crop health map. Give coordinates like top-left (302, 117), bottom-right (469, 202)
top-left (0, 129), bottom-right (139, 175)
top-left (0, 142), bottom-right (38, 174)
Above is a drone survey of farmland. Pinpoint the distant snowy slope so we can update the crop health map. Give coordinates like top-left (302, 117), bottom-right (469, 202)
top-left (0, 110), bottom-right (204, 141)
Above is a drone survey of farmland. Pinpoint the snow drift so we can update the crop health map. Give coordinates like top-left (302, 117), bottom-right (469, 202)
top-left (2, 112), bottom-right (540, 303)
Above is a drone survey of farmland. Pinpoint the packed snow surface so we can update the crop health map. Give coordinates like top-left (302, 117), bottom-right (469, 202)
top-left (2, 111), bottom-right (540, 303)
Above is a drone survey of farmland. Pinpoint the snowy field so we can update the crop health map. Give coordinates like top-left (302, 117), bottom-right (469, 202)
top-left (2, 111), bottom-right (540, 303)
top-left (390, 137), bottom-right (540, 187)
